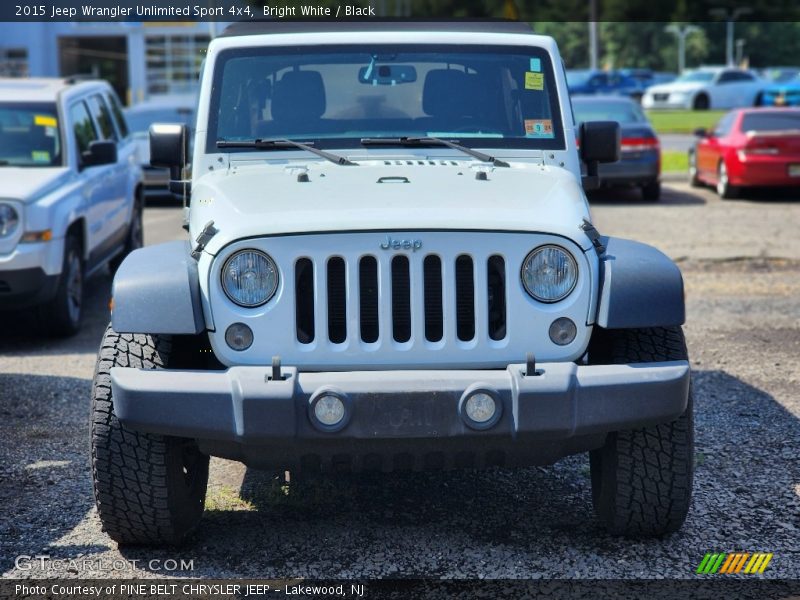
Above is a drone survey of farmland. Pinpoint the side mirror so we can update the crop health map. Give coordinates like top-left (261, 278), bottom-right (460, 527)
top-left (149, 123), bottom-right (191, 197)
top-left (81, 140), bottom-right (117, 168)
top-left (579, 121), bottom-right (620, 190)
top-left (693, 127), bottom-right (708, 138)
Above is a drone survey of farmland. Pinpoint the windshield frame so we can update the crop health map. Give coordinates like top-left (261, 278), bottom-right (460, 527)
top-left (206, 43), bottom-right (566, 154)
top-left (0, 101), bottom-right (65, 168)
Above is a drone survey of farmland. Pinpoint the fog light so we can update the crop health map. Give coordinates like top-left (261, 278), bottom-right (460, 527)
top-left (549, 317), bottom-right (577, 346)
top-left (314, 395), bottom-right (345, 426)
top-left (225, 322), bottom-right (253, 351)
top-left (460, 387), bottom-right (502, 430)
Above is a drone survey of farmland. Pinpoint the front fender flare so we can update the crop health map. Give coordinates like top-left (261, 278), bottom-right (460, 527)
top-left (111, 241), bottom-right (204, 335)
top-left (595, 237), bottom-right (685, 329)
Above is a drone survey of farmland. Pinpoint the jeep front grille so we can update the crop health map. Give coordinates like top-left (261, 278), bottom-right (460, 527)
top-left (294, 252), bottom-right (507, 346)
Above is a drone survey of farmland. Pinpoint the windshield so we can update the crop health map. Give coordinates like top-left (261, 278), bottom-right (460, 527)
top-left (125, 107), bottom-right (194, 134)
top-left (675, 71), bottom-right (716, 84)
top-left (0, 103), bottom-right (62, 167)
top-left (566, 70), bottom-right (591, 87)
top-left (209, 44), bottom-right (565, 152)
top-left (572, 99), bottom-right (647, 124)
top-left (741, 112), bottom-right (800, 132)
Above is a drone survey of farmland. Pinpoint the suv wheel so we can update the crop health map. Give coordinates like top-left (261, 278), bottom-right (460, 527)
top-left (716, 161), bottom-right (739, 199)
top-left (588, 326), bottom-right (693, 536)
top-left (110, 197), bottom-right (144, 273)
top-left (641, 180), bottom-right (661, 201)
top-left (91, 326), bottom-right (209, 546)
top-left (39, 233), bottom-right (83, 337)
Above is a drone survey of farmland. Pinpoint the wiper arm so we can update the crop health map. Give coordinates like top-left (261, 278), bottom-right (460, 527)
top-left (360, 137), bottom-right (509, 167)
top-left (216, 138), bottom-right (357, 166)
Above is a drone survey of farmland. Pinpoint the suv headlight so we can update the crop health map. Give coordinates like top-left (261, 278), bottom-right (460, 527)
top-left (0, 203), bottom-right (20, 238)
top-left (221, 249), bottom-right (279, 307)
top-left (521, 245), bottom-right (578, 303)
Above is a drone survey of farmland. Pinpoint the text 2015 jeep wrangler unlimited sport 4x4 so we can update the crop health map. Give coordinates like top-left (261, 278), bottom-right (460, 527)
top-left (91, 22), bottom-right (692, 545)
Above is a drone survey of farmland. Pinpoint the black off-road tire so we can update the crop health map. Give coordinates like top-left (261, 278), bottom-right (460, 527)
top-left (588, 326), bottom-right (693, 537)
top-left (109, 195), bottom-right (144, 273)
top-left (39, 232), bottom-right (83, 337)
top-left (91, 326), bottom-right (209, 546)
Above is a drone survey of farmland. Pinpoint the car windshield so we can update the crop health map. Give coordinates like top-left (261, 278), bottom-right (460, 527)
top-left (572, 100), bottom-right (647, 124)
top-left (741, 112), bottom-right (800, 132)
top-left (675, 71), bottom-right (716, 83)
top-left (126, 107), bottom-right (194, 134)
top-left (210, 44), bottom-right (565, 151)
top-left (763, 69), bottom-right (800, 83)
top-left (0, 103), bottom-right (62, 167)
top-left (566, 70), bottom-right (591, 86)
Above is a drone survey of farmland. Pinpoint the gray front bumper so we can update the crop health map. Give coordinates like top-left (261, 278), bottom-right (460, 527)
top-left (110, 362), bottom-right (690, 446)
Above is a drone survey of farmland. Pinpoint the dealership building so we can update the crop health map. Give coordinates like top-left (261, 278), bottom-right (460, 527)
top-left (0, 21), bottom-right (228, 105)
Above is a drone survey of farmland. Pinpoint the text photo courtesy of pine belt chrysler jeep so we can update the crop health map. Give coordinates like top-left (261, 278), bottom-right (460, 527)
top-left (0, 78), bottom-right (143, 336)
top-left (92, 22), bottom-right (692, 546)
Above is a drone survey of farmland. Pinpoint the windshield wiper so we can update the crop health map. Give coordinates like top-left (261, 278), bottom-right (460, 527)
top-left (216, 138), bottom-right (357, 166)
top-left (360, 137), bottom-right (510, 167)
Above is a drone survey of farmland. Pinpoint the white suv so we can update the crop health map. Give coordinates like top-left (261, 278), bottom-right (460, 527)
top-left (0, 78), bottom-right (143, 335)
top-left (93, 22), bottom-right (692, 545)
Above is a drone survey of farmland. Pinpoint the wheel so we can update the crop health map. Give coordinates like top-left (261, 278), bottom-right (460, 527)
top-left (588, 326), bottom-right (693, 537)
top-left (716, 161), bottom-right (738, 199)
top-left (641, 180), bottom-right (661, 201)
top-left (754, 92), bottom-right (763, 107)
top-left (693, 94), bottom-right (709, 110)
top-left (688, 150), bottom-right (701, 187)
top-left (39, 233), bottom-right (83, 337)
top-left (109, 196), bottom-right (144, 273)
top-left (91, 326), bottom-right (209, 546)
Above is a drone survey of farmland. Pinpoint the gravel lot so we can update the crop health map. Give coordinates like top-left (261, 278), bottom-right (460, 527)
top-left (1, 182), bottom-right (798, 581)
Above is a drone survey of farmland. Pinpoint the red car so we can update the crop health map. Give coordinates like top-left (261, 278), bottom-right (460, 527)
top-left (688, 108), bottom-right (800, 198)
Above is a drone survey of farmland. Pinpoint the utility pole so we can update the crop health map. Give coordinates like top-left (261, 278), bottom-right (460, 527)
top-left (664, 24), bottom-right (700, 73)
top-left (709, 7), bottom-right (752, 67)
top-left (588, 0), bottom-right (598, 70)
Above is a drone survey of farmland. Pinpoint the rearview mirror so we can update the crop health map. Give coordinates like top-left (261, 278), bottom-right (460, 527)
top-left (81, 140), bottom-right (117, 169)
top-left (149, 123), bottom-right (191, 197)
top-left (693, 127), bottom-right (708, 137)
top-left (579, 121), bottom-right (620, 190)
top-left (358, 64), bottom-right (417, 85)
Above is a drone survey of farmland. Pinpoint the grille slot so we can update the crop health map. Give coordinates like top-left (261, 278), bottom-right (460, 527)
top-left (455, 254), bottom-right (475, 341)
top-left (487, 255), bottom-right (506, 341)
top-left (391, 255), bottom-right (411, 342)
top-left (295, 258), bottom-right (315, 343)
top-left (359, 256), bottom-right (379, 343)
top-left (423, 255), bottom-right (443, 342)
top-left (327, 257), bottom-right (347, 343)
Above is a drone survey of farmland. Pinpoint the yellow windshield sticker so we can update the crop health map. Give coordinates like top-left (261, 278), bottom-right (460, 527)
top-left (32, 150), bottom-right (51, 162)
top-left (34, 115), bottom-right (57, 128)
top-left (525, 72), bottom-right (544, 90)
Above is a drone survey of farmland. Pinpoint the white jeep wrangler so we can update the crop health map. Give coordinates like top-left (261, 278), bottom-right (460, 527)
top-left (91, 22), bottom-right (692, 545)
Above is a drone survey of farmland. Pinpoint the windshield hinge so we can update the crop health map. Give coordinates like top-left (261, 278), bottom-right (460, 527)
top-left (191, 220), bottom-right (217, 260)
top-left (580, 219), bottom-right (606, 255)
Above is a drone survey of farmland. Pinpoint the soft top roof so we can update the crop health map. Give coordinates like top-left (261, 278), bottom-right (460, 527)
top-left (219, 20), bottom-right (534, 38)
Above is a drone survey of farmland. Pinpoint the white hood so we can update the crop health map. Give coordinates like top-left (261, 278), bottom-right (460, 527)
top-left (0, 167), bottom-right (72, 203)
top-left (190, 160), bottom-right (594, 255)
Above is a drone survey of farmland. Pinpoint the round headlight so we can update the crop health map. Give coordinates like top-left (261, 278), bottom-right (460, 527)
top-left (221, 250), bottom-right (278, 307)
top-left (0, 203), bottom-right (20, 238)
top-left (521, 245), bottom-right (578, 303)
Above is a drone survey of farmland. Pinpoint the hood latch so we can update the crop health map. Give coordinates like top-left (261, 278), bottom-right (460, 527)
top-left (191, 220), bottom-right (217, 260)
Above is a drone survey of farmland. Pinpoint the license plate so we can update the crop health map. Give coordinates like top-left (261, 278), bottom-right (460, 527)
top-left (789, 164), bottom-right (800, 177)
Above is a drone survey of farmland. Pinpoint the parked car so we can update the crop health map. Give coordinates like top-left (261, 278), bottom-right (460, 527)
top-left (92, 21), bottom-right (693, 546)
top-left (125, 95), bottom-right (195, 196)
top-left (759, 67), bottom-right (800, 84)
top-left (0, 78), bottom-right (142, 335)
top-left (688, 108), bottom-right (800, 198)
top-left (620, 68), bottom-right (676, 88)
top-left (567, 69), bottom-right (644, 100)
top-left (573, 96), bottom-right (661, 200)
top-left (759, 73), bottom-right (800, 107)
top-left (642, 67), bottom-right (765, 110)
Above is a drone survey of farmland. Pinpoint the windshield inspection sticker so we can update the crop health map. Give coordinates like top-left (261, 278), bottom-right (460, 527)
top-left (530, 58), bottom-right (541, 72)
top-left (525, 119), bottom-right (554, 138)
top-left (31, 150), bottom-right (50, 162)
top-left (525, 72), bottom-right (544, 90)
top-left (34, 115), bottom-right (57, 128)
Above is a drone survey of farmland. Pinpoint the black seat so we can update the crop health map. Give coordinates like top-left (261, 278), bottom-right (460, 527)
top-left (258, 70), bottom-right (327, 136)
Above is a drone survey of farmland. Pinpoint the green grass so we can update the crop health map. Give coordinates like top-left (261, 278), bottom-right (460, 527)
top-left (646, 110), bottom-right (727, 135)
top-left (661, 150), bottom-right (689, 173)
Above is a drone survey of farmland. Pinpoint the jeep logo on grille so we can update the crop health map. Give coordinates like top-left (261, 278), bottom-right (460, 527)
top-left (380, 235), bottom-right (422, 252)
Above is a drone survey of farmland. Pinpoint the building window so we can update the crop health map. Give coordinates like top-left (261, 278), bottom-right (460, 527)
top-left (0, 48), bottom-right (29, 78)
top-left (146, 35), bottom-right (208, 96)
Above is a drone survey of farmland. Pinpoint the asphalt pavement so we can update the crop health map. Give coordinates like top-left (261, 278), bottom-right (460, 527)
top-left (1, 182), bottom-right (799, 580)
